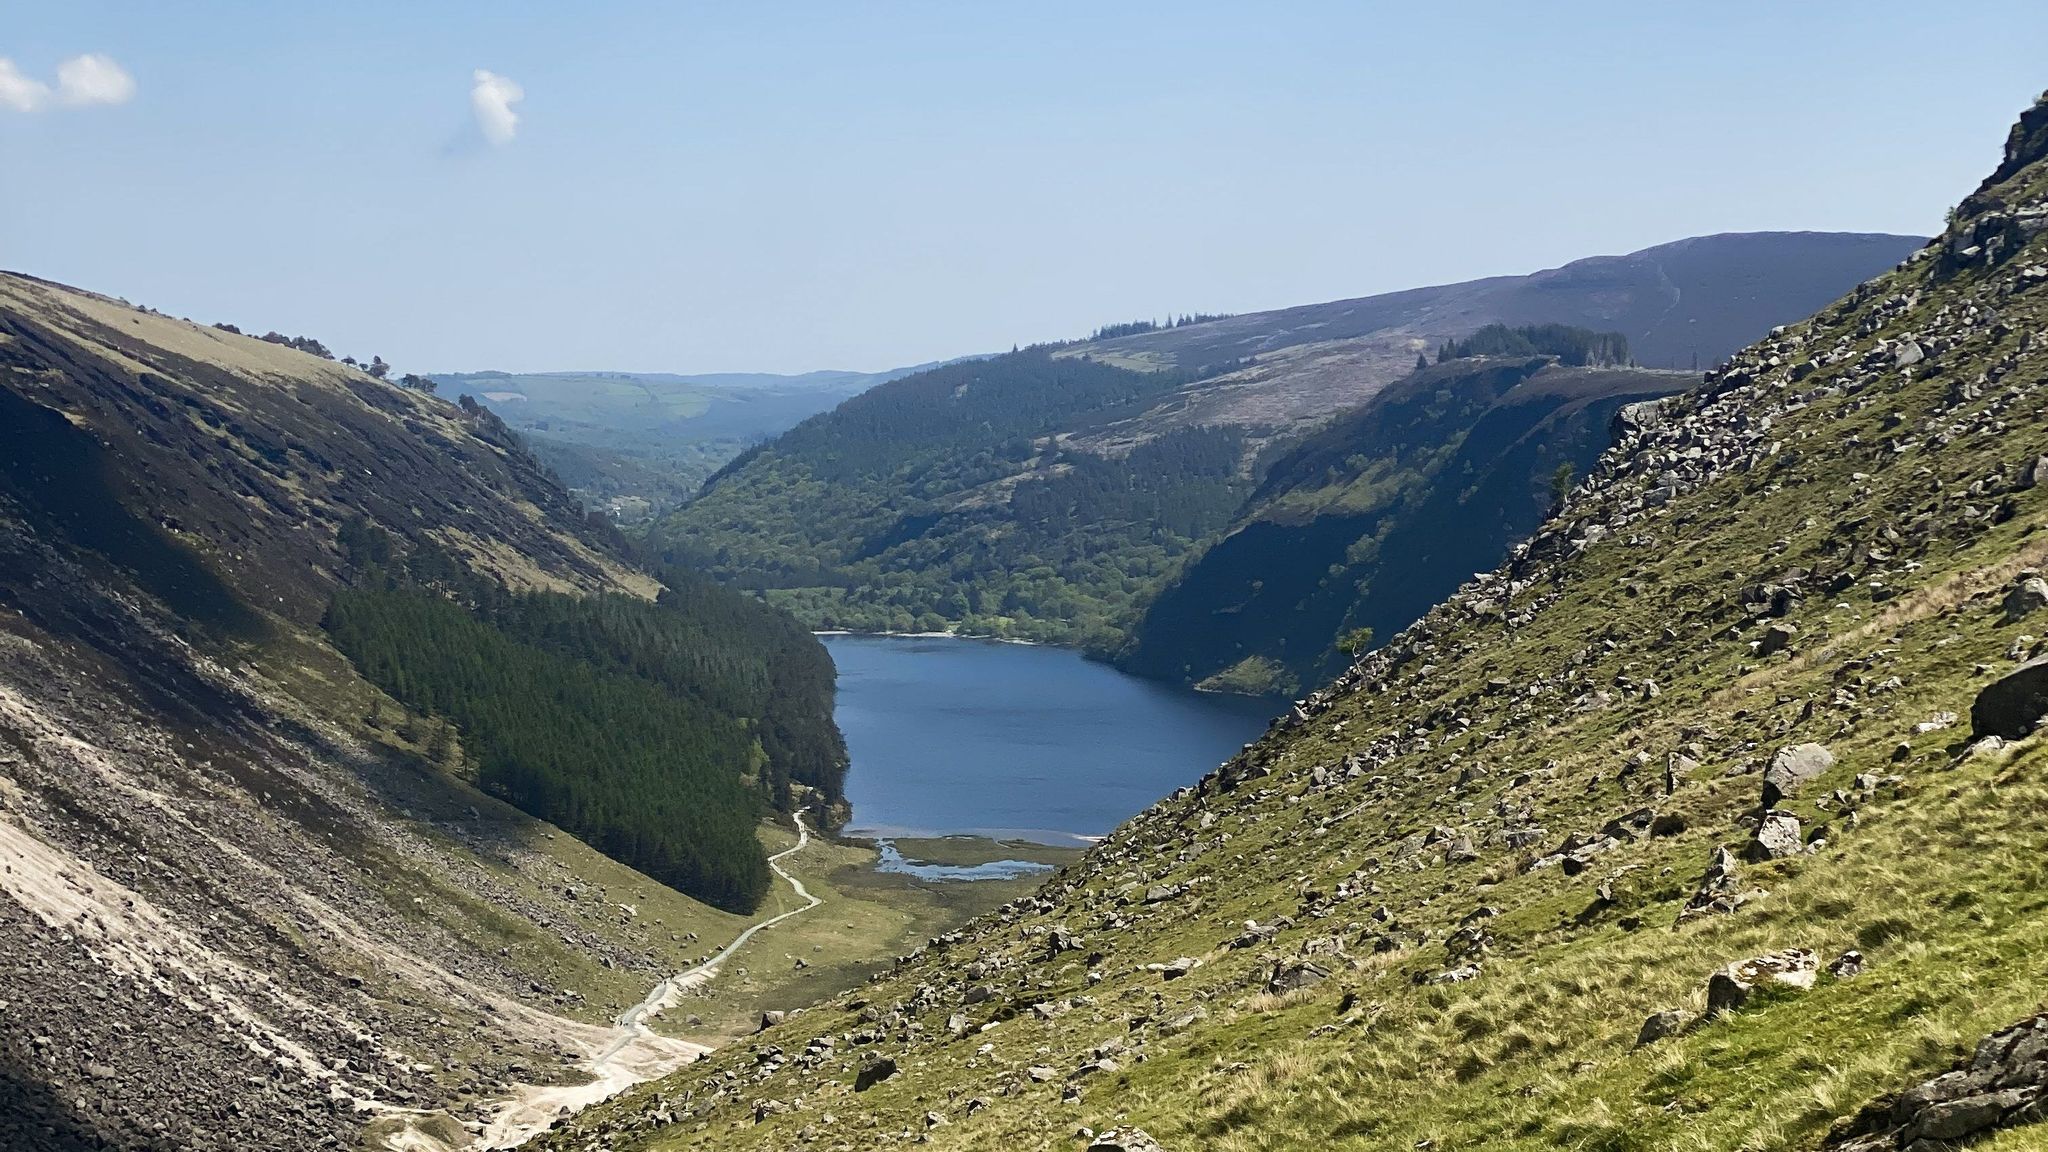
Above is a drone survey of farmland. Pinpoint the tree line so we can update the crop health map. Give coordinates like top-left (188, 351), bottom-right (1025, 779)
top-left (1435, 323), bottom-right (1631, 367)
top-left (325, 521), bottom-right (846, 912)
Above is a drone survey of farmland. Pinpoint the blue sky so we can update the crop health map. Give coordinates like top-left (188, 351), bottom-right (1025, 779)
top-left (3, 3), bottom-right (2045, 374)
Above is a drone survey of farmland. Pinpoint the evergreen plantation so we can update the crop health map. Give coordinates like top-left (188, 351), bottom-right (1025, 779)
top-left (324, 523), bottom-right (845, 913)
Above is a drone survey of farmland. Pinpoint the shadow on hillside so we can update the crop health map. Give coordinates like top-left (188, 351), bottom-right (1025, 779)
top-left (0, 386), bottom-right (263, 640)
top-left (0, 1063), bottom-right (148, 1151)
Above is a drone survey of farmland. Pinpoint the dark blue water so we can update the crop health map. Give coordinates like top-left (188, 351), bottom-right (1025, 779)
top-left (823, 634), bottom-right (1277, 845)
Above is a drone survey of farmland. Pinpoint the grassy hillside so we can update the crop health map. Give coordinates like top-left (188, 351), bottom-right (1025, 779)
top-left (659, 237), bottom-right (1916, 653)
top-left (656, 349), bottom-right (1252, 647)
top-left (1117, 349), bottom-right (1695, 695)
top-left (540, 91), bottom-right (2048, 1152)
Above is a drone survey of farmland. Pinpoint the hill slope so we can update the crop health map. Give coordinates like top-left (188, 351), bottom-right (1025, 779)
top-left (660, 233), bottom-right (1918, 649)
top-left (544, 91), bottom-right (2048, 1152)
top-left (0, 275), bottom-right (846, 1149)
top-left (1118, 354), bottom-right (1695, 695)
top-left (435, 365), bottom-right (941, 518)
top-left (658, 350), bottom-right (1250, 647)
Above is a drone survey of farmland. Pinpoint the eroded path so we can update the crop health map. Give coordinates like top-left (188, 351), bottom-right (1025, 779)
top-left (394, 812), bottom-right (823, 1150)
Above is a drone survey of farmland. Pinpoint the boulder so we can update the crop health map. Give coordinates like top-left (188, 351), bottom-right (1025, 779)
top-left (1266, 961), bottom-right (1330, 995)
top-left (2005, 576), bottom-right (2048, 621)
top-left (1160, 957), bottom-right (1199, 980)
top-left (854, 1052), bottom-right (897, 1092)
top-left (1704, 948), bottom-right (1818, 1016)
top-left (1828, 949), bottom-right (1867, 979)
top-left (1757, 622), bottom-right (1798, 656)
top-left (758, 1010), bottom-right (785, 1031)
top-left (1636, 1008), bottom-right (1693, 1048)
top-left (1762, 743), bottom-right (1834, 807)
top-left (1972, 656), bottom-right (2048, 739)
top-left (1088, 1129), bottom-right (1168, 1152)
top-left (1745, 812), bottom-right (1806, 862)
top-left (1682, 845), bottom-right (1747, 917)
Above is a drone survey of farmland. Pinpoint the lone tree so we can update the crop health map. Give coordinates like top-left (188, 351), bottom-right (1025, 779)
top-left (1337, 626), bottom-right (1375, 658)
top-left (398, 373), bottom-right (437, 394)
top-left (1549, 462), bottom-right (1575, 510)
top-left (366, 355), bottom-right (391, 379)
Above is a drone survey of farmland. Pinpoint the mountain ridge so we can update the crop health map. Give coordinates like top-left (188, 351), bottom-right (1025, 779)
top-left (660, 231), bottom-right (1920, 653)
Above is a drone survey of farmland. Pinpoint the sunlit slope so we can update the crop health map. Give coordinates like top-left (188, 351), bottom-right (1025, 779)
top-left (544, 90), bottom-right (2048, 1152)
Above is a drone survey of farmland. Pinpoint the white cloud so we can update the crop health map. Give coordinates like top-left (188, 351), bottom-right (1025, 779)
top-left (0, 58), bottom-right (51, 112)
top-left (0, 53), bottom-right (134, 113)
top-left (470, 69), bottom-right (523, 146)
top-left (56, 53), bottom-right (135, 106)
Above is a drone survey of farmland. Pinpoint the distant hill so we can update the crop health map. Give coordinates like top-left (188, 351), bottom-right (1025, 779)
top-left (1053, 232), bottom-right (1922, 457)
top-left (1070, 231), bottom-right (1925, 373)
top-left (433, 365), bottom-right (945, 518)
top-left (1115, 354), bottom-right (1694, 695)
top-left (660, 232), bottom-right (1921, 650)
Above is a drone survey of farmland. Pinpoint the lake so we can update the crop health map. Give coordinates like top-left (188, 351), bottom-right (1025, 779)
top-left (822, 634), bottom-right (1278, 845)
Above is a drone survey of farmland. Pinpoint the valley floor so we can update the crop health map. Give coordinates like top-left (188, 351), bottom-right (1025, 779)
top-left (368, 818), bottom-right (1072, 1149)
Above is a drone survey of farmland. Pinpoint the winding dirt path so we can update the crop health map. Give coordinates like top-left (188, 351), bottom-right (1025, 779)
top-left (472, 811), bottom-right (822, 1148)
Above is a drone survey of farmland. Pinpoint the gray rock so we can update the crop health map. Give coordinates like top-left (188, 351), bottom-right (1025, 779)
top-left (854, 1052), bottom-right (897, 1091)
top-left (1828, 950), bottom-right (1867, 979)
top-left (1910, 1090), bottom-right (2033, 1142)
top-left (2005, 576), bottom-right (2048, 621)
top-left (1160, 956), bottom-right (1199, 980)
top-left (1704, 949), bottom-right (1818, 1016)
top-left (1746, 812), bottom-right (1806, 862)
top-left (1088, 1128), bottom-right (1168, 1152)
top-left (1763, 743), bottom-right (1834, 807)
top-left (1972, 656), bottom-right (2048, 739)
top-left (758, 1010), bottom-right (785, 1031)
top-left (1266, 961), bottom-right (1330, 995)
top-left (1757, 622), bottom-right (1798, 656)
top-left (1636, 1009), bottom-right (1693, 1048)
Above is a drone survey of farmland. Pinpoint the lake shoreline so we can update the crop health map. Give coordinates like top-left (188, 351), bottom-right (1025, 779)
top-left (812, 627), bottom-right (1043, 647)
top-left (821, 633), bottom-right (1273, 850)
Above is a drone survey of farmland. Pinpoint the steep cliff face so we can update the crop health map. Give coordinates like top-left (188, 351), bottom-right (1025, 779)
top-left (543, 91), bottom-right (2048, 1152)
top-left (1116, 358), bottom-right (1692, 694)
top-left (0, 275), bottom-right (784, 1151)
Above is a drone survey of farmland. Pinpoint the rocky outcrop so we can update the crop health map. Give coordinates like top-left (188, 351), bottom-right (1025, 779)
top-left (1830, 1013), bottom-right (2048, 1150)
